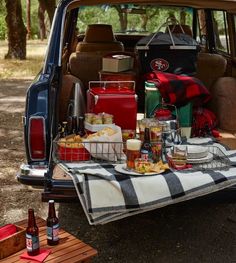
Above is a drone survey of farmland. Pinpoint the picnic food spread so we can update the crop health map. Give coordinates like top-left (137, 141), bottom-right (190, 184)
top-left (55, 98), bottom-right (228, 173)
top-left (50, 73), bottom-right (235, 227)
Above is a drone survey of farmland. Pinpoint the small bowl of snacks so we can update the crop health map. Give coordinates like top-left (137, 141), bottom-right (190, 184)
top-left (134, 158), bottom-right (153, 174)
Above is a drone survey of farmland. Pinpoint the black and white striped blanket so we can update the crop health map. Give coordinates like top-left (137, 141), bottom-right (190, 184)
top-left (61, 138), bottom-right (236, 225)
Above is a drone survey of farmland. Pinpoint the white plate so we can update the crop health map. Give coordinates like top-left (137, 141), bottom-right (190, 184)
top-left (186, 152), bottom-right (213, 164)
top-left (115, 163), bottom-right (164, 176)
top-left (173, 145), bottom-right (209, 159)
top-left (167, 151), bottom-right (213, 164)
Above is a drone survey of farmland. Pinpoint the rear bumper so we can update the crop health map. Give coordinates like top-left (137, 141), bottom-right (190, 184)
top-left (16, 164), bottom-right (47, 187)
top-left (17, 164), bottom-right (78, 202)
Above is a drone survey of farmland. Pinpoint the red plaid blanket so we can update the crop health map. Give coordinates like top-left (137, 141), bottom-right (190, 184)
top-left (144, 71), bottom-right (211, 107)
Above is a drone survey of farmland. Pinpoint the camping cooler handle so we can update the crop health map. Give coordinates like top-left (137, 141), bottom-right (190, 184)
top-left (89, 81), bottom-right (136, 91)
top-left (150, 102), bottom-right (179, 121)
top-left (137, 17), bottom-right (186, 51)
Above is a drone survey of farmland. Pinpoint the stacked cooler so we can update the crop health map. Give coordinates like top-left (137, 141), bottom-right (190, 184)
top-left (87, 81), bottom-right (137, 131)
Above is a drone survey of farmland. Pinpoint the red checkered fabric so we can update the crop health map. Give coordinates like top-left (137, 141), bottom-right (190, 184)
top-left (192, 107), bottom-right (218, 137)
top-left (144, 71), bottom-right (211, 107)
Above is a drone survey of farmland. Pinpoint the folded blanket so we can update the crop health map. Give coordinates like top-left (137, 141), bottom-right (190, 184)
top-left (144, 71), bottom-right (211, 107)
top-left (61, 138), bottom-right (236, 225)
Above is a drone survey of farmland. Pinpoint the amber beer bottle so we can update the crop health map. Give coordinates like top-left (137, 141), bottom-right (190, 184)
top-left (140, 127), bottom-right (153, 160)
top-left (60, 121), bottom-right (68, 138)
top-left (26, 209), bottom-right (40, 256)
top-left (47, 200), bottom-right (59, 245)
top-left (71, 116), bottom-right (78, 134)
top-left (77, 116), bottom-right (86, 137)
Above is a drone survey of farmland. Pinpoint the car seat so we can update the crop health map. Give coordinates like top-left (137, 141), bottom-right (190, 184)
top-left (69, 24), bottom-right (124, 88)
top-left (195, 53), bottom-right (236, 134)
top-left (196, 52), bottom-right (227, 92)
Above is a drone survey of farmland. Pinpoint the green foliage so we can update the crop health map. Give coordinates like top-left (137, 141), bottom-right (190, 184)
top-left (0, 2), bottom-right (6, 40)
top-left (77, 6), bottom-right (120, 32)
top-left (0, 2), bottom-right (194, 41)
top-left (0, 1), bottom-right (5, 13)
top-left (0, 16), bottom-right (6, 40)
top-left (0, 0), bottom-right (52, 40)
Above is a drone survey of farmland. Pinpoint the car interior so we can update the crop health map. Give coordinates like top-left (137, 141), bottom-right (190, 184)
top-left (57, 4), bottom-right (236, 150)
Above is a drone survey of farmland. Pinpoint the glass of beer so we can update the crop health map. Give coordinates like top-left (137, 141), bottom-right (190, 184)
top-left (126, 139), bottom-right (141, 170)
top-left (149, 121), bottom-right (162, 142)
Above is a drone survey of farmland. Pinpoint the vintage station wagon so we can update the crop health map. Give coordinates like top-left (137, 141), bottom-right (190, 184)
top-left (17, 0), bottom-right (236, 223)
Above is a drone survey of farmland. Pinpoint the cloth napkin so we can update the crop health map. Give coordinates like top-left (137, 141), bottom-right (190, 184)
top-left (0, 224), bottom-right (17, 240)
top-left (83, 125), bottom-right (125, 162)
top-left (20, 249), bottom-right (51, 262)
top-left (144, 71), bottom-right (211, 107)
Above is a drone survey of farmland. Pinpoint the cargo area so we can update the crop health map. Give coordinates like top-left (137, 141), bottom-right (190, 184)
top-left (56, 22), bottom-right (236, 151)
top-left (52, 18), bottom-right (236, 223)
top-left (16, 3), bottom-right (236, 208)
top-left (55, 4), bottom-right (236, 146)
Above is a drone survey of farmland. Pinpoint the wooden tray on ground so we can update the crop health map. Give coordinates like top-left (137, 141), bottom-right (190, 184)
top-left (0, 217), bottom-right (97, 263)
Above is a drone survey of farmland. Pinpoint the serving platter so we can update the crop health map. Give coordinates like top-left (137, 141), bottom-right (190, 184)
top-left (115, 163), bottom-right (164, 176)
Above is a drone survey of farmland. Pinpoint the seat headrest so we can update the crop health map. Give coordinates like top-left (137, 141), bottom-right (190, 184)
top-left (83, 24), bottom-right (116, 43)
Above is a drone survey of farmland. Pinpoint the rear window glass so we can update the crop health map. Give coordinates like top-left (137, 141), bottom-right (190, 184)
top-left (77, 5), bottom-right (194, 35)
top-left (212, 10), bottom-right (230, 54)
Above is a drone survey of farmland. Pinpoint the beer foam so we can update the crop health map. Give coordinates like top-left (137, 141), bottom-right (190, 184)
top-left (126, 139), bottom-right (141, 151)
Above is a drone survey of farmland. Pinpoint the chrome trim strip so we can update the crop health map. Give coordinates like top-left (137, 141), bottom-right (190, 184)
top-left (59, 0), bottom-right (82, 67)
top-left (42, 6), bottom-right (58, 74)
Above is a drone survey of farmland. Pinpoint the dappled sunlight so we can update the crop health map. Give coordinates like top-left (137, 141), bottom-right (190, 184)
top-left (0, 40), bottom-right (47, 79)
top-left (0, 150), bottom-right (25, 159)
top-left (0, 127), bottom-right (24, 143)
top-left (0, 167), bottom-right (18, 176)
top-left (5, 209), bottom-right (25, 220)
top-left (0, 102), bottom-right (25, 113)
top-left (0, 189), bottom-right (48, 224)
top-left (0, 79), bottom-right (32, 89)
top-left (0, 135), bottom-right (24, 145)
top-left (0, 96), bottom-right (26, 102)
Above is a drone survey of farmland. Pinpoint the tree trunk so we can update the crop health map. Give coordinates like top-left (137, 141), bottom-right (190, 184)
top-left (26, 0), bottom-right (31, 39)
top-left (141, 9), bottom-right (159, 31)
top-left (5, 0), bottom-right (27, 59)
top-left (114, 6), bottom-right (127, 32)
top-left (38, 3), bottom-right (46, 40)
top-left (45, 0), bottom-right (56, 26)
top-left (199, 10), bottom-right (206, 35)
top-left (180, 10), bottom-right (186, 24)
top-left (38, 0), bottom-right (56, 26)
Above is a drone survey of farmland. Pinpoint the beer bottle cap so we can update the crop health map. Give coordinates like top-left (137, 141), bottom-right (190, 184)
top-left (49, 200), bottom-right (54, 203)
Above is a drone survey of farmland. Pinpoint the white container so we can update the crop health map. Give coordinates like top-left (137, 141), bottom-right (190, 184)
top-left (102, 55), bottom-right (134, 72)
top-left (181, 127), bottom-right (192, 138)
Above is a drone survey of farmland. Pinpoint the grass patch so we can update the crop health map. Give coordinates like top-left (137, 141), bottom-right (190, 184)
top-left (0, 40), bottom-right (48, 79)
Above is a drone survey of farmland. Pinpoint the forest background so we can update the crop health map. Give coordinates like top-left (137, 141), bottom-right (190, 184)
top-left (0, 0), bottom-right (58, 40)
top-left (0, 1), bottom-right (224, 64)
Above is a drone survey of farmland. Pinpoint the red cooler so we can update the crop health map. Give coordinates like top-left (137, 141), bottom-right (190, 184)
top-left (87, 81), bottom-right (137, 130)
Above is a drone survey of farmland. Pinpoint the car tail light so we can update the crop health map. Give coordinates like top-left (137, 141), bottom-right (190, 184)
top-left (29, 116), bottom-right (46, 160)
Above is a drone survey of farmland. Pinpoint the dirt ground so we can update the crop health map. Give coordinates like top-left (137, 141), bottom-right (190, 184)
top-left (1, 78), bottom-right (236, 263)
